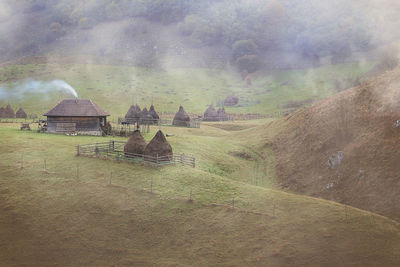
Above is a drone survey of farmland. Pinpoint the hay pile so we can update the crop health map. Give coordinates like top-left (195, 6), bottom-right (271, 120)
top-left (4, 104), bottom-right (15, 118)
top-left (203, 105), bottom-right (219, 121)
top-left (149, 104), bottom-right (160, 123)
top-left (224, 94), bottom-right (239, 106)
top-left (173, 106), bottom-right (190, 127)
top-left (124, 130), bottom-right (147, 157)
top-left (0, 107), bottom-right (5, 118)
top-left (217, 107), bottom-right (229, 121)
top-left (16, 108), bottom-right (27, 118)
top-left (144, 130), bottom-right (173, 161)
top-left (125, 105), bottom-right (141, 122)
top-left (140, 107), bottom-right (153, 124)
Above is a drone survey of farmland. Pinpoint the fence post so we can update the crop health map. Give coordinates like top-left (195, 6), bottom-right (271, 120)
top-left (77, 145), bottom-right (80, 156)
top-left (192, 158), bottom-right (195, 168)
top-left (156, 154), bottom-right (159, 166)
top-left (76, 163), bottom-right (79, 180)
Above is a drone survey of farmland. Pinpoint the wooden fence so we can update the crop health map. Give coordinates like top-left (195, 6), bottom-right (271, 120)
top-left (77, 140), bottom-right (195, 168)
top-left (117, 117), bottom-right (201, 129)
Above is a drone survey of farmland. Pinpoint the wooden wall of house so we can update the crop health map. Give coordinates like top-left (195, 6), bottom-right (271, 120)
top-left (47, 116), bottom-right (102, 133)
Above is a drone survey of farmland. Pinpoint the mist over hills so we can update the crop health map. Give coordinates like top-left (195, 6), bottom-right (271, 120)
top-left (0, 0), bottom-right (399, 72)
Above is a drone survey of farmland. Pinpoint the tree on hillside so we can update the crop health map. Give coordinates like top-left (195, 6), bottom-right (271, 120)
top-left (232, 39), bottom-right (258, 62)
top-left (236, 54), bottom-right (260, 74)
top-left (232, 40), bottom-right (260, 75)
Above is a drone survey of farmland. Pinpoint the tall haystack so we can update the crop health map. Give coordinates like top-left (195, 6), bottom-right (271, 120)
top-left (203, 105), bottom-right (219, 121)
top-left (144, 130), bottom-right (173, 161)
top-left (0, 107), bottom-right (5, 118)
top-left (124, 130), bottom-right (147, 157)
top-left (16, 108), bottom-right (27, 119)
top-left (217, 107), bottom-right (229, 121)
top-left (149, 104), bottom-right (160, 123)
top-left (173, 105), bottom-right (191, 127)
top-left (125, 104), bottom-right (141, 123)
top-left (224, 93), bottom-right (239, 106)
top-left (4, 104), bottom-right (15, 118)
top-left (140, 107), bottom-right (153, 124)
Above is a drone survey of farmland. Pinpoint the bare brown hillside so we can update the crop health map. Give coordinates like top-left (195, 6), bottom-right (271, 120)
top-left (271, 67), bottom-right (400, 221)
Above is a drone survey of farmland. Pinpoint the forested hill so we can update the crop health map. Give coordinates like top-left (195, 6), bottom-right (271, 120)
top-left (0, 0), bottom-right (399, 72)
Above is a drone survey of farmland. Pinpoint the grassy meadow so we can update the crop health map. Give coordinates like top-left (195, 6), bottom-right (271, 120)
top-left (0, 61), bottom-right (374, 120)
top-left (0, 121), bottom-right (399, 266)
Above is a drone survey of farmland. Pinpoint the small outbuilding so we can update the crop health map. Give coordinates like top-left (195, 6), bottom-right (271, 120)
top-left (16, 108), bottom-right (27, 119)
top-left (224, 93), bottom-right (239, 106)
top-left (173, 105), bottom-right (191, 127)
top-left (43, 99), bottom-right (110, 135)
top-left (124, 130), bottom-right (147, 157)
top-left (144, 130), bottom-right (173, 161)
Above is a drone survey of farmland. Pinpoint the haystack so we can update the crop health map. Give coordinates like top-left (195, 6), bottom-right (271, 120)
top-left (4, 104), bottom-right (15, 118)
top-left (149, 104), bottom-right (160, 123)
top-left (125, 104), bottom-right (141, 122)
top-left (140, 107), bottom-right (153, 123)
top-left (124, 130), bottom-right (147, 157)
top-left (203, 105), bottom-right (219, 121)
top-left (16, 108), bottom-right (27, 118)
top-left (224, 94), bottom-right (239, 106)
top-left (0, 107), bottom-right (5, 118)
top-left (217, 107), bottom-right (229, 121)
top-left (173, 105), bottom-right (190, 127)
top-left (144, 130), bottom-right (173, 161)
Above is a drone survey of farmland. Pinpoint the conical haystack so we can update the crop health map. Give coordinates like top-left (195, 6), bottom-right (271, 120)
top-left (217, 107), bottom-right (229, 121)
top-left (4, 104), bottom-right (15, 118)
top-left (0, 107), bottom-right (5, 118)
top-left (149, 104), bottom-right (160, 123)
top-left (125, 104), bottom-right (141, 123)
top-left (140, 107), bottom-right (153, 123)
top-left (203, 105), bottom-right (219, 121)
top-left (224, 94), bottom-right (239, 106)
top-left (16, 108), bottom-right (27, 118)
top-left (173, 105), bottom-right (191, 127)
top-left (144, 130), bottom-right (173, 161)
top-left (124, 130), bottom-right (147, 157)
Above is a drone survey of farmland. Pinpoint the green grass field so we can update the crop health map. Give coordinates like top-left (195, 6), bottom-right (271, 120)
top-left (0, 61), bottom-right (374, 120)
top-left (1, 122), bottom-right (399, 266)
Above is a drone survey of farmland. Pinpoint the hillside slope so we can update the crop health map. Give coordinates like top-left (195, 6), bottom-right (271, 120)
top-left (0, 124), bottom-right (400, 266)
top-left (269, 67), bottom-right (400, 220)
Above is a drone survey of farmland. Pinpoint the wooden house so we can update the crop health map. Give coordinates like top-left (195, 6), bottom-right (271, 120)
top-left (43, 99), bottom-right (110, 135)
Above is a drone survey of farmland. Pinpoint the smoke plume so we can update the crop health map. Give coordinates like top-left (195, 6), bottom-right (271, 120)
top-left (0, 79), bottom-right (78, 99)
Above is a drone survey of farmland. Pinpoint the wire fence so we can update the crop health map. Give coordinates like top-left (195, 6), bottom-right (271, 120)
top-left (13, 151), bottom-right (380, 228)
top-left (77, 140), bottom-right (196, 168)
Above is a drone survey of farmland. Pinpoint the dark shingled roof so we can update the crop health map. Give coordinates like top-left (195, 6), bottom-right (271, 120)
top-left (44, 99), bottom-right (110, 117)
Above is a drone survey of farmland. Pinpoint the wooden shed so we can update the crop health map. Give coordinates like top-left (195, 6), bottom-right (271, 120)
top-left (43, 99), bottom-right (110, 135)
